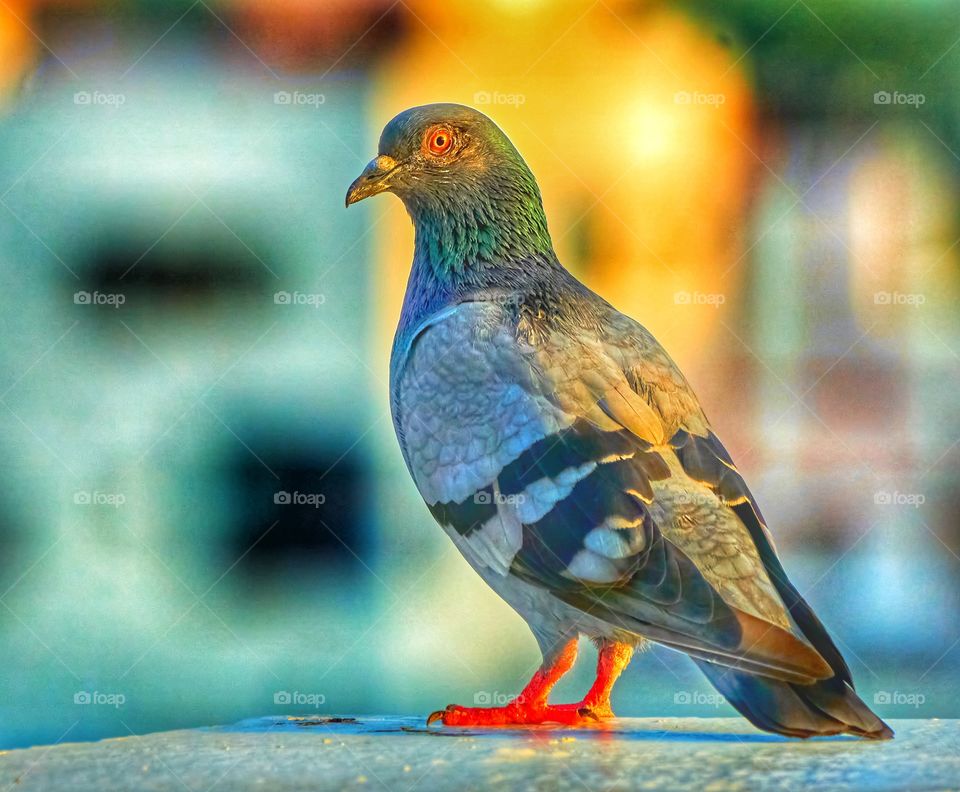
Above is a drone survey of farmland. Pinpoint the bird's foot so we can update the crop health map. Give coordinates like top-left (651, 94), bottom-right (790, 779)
top-left (426, 699), bottom-right (609, 727)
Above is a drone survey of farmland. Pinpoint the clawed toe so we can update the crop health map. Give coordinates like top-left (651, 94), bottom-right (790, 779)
top-left (427, 704), bottom-right (458, 726)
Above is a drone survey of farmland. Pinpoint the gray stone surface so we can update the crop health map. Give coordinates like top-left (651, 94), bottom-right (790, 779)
top-left (0, 717), bottom-right (955, 791)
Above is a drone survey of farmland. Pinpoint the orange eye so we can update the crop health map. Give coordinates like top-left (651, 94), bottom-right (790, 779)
top-left (425, 126), bottom-right (453, 156)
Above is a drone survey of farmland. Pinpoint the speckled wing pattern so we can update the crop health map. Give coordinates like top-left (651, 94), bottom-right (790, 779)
top-left (391, 298), bottom-right (833, 685)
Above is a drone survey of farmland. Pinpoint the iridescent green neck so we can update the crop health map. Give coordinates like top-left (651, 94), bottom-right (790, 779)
top-left (404, 163), bottom-right (556, 281)
top-left (391, 155), bottom-right (569, 387)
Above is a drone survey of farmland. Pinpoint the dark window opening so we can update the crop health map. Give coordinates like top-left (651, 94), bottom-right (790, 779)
top-left (228, 447), bottom-right (368, 581)
top-left (73, 224), bottom-right (273, 313)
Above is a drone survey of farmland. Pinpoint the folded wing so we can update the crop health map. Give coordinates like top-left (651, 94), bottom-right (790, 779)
top-left (394, 300), bottom-right (833, 686)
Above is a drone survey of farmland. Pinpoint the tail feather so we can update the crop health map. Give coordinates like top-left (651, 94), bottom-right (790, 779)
top-left (706, 501), bottom-right (893, 739)
top-left (654, 441), bottom-right (894, 738)
top-left (695, 659), bottom-right (894, 740)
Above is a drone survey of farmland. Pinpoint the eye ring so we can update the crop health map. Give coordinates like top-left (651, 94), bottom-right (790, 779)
top-left (424, 125), bottom-right (454, 157)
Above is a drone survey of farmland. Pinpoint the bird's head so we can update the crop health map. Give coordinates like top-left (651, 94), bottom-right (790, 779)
top-left (345, 103), bottom-right (531, 210)
top-left (345, 104), bottom-right (554, 272)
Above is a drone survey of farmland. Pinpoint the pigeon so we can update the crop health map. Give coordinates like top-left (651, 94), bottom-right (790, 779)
top-left (346, 103), bottom-right (893, 739)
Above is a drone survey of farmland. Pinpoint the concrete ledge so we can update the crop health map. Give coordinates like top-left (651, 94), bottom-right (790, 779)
top-left (1, 717), bottom-right (955, 791)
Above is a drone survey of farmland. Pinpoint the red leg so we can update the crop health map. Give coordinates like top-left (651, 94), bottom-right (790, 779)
top-left (426, 639), bottom-right (635, 727)
top-left (555, 640), bottom-right (634, 718)
top-left (427, 638), bottom-right (585, 726)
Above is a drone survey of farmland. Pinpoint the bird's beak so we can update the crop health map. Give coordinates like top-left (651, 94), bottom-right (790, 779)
top-left (345, 155), bottom-right (399, 207)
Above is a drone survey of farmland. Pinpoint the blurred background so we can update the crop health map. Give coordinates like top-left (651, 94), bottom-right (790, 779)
top-left (0, 0), bottom-right (958, 750)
